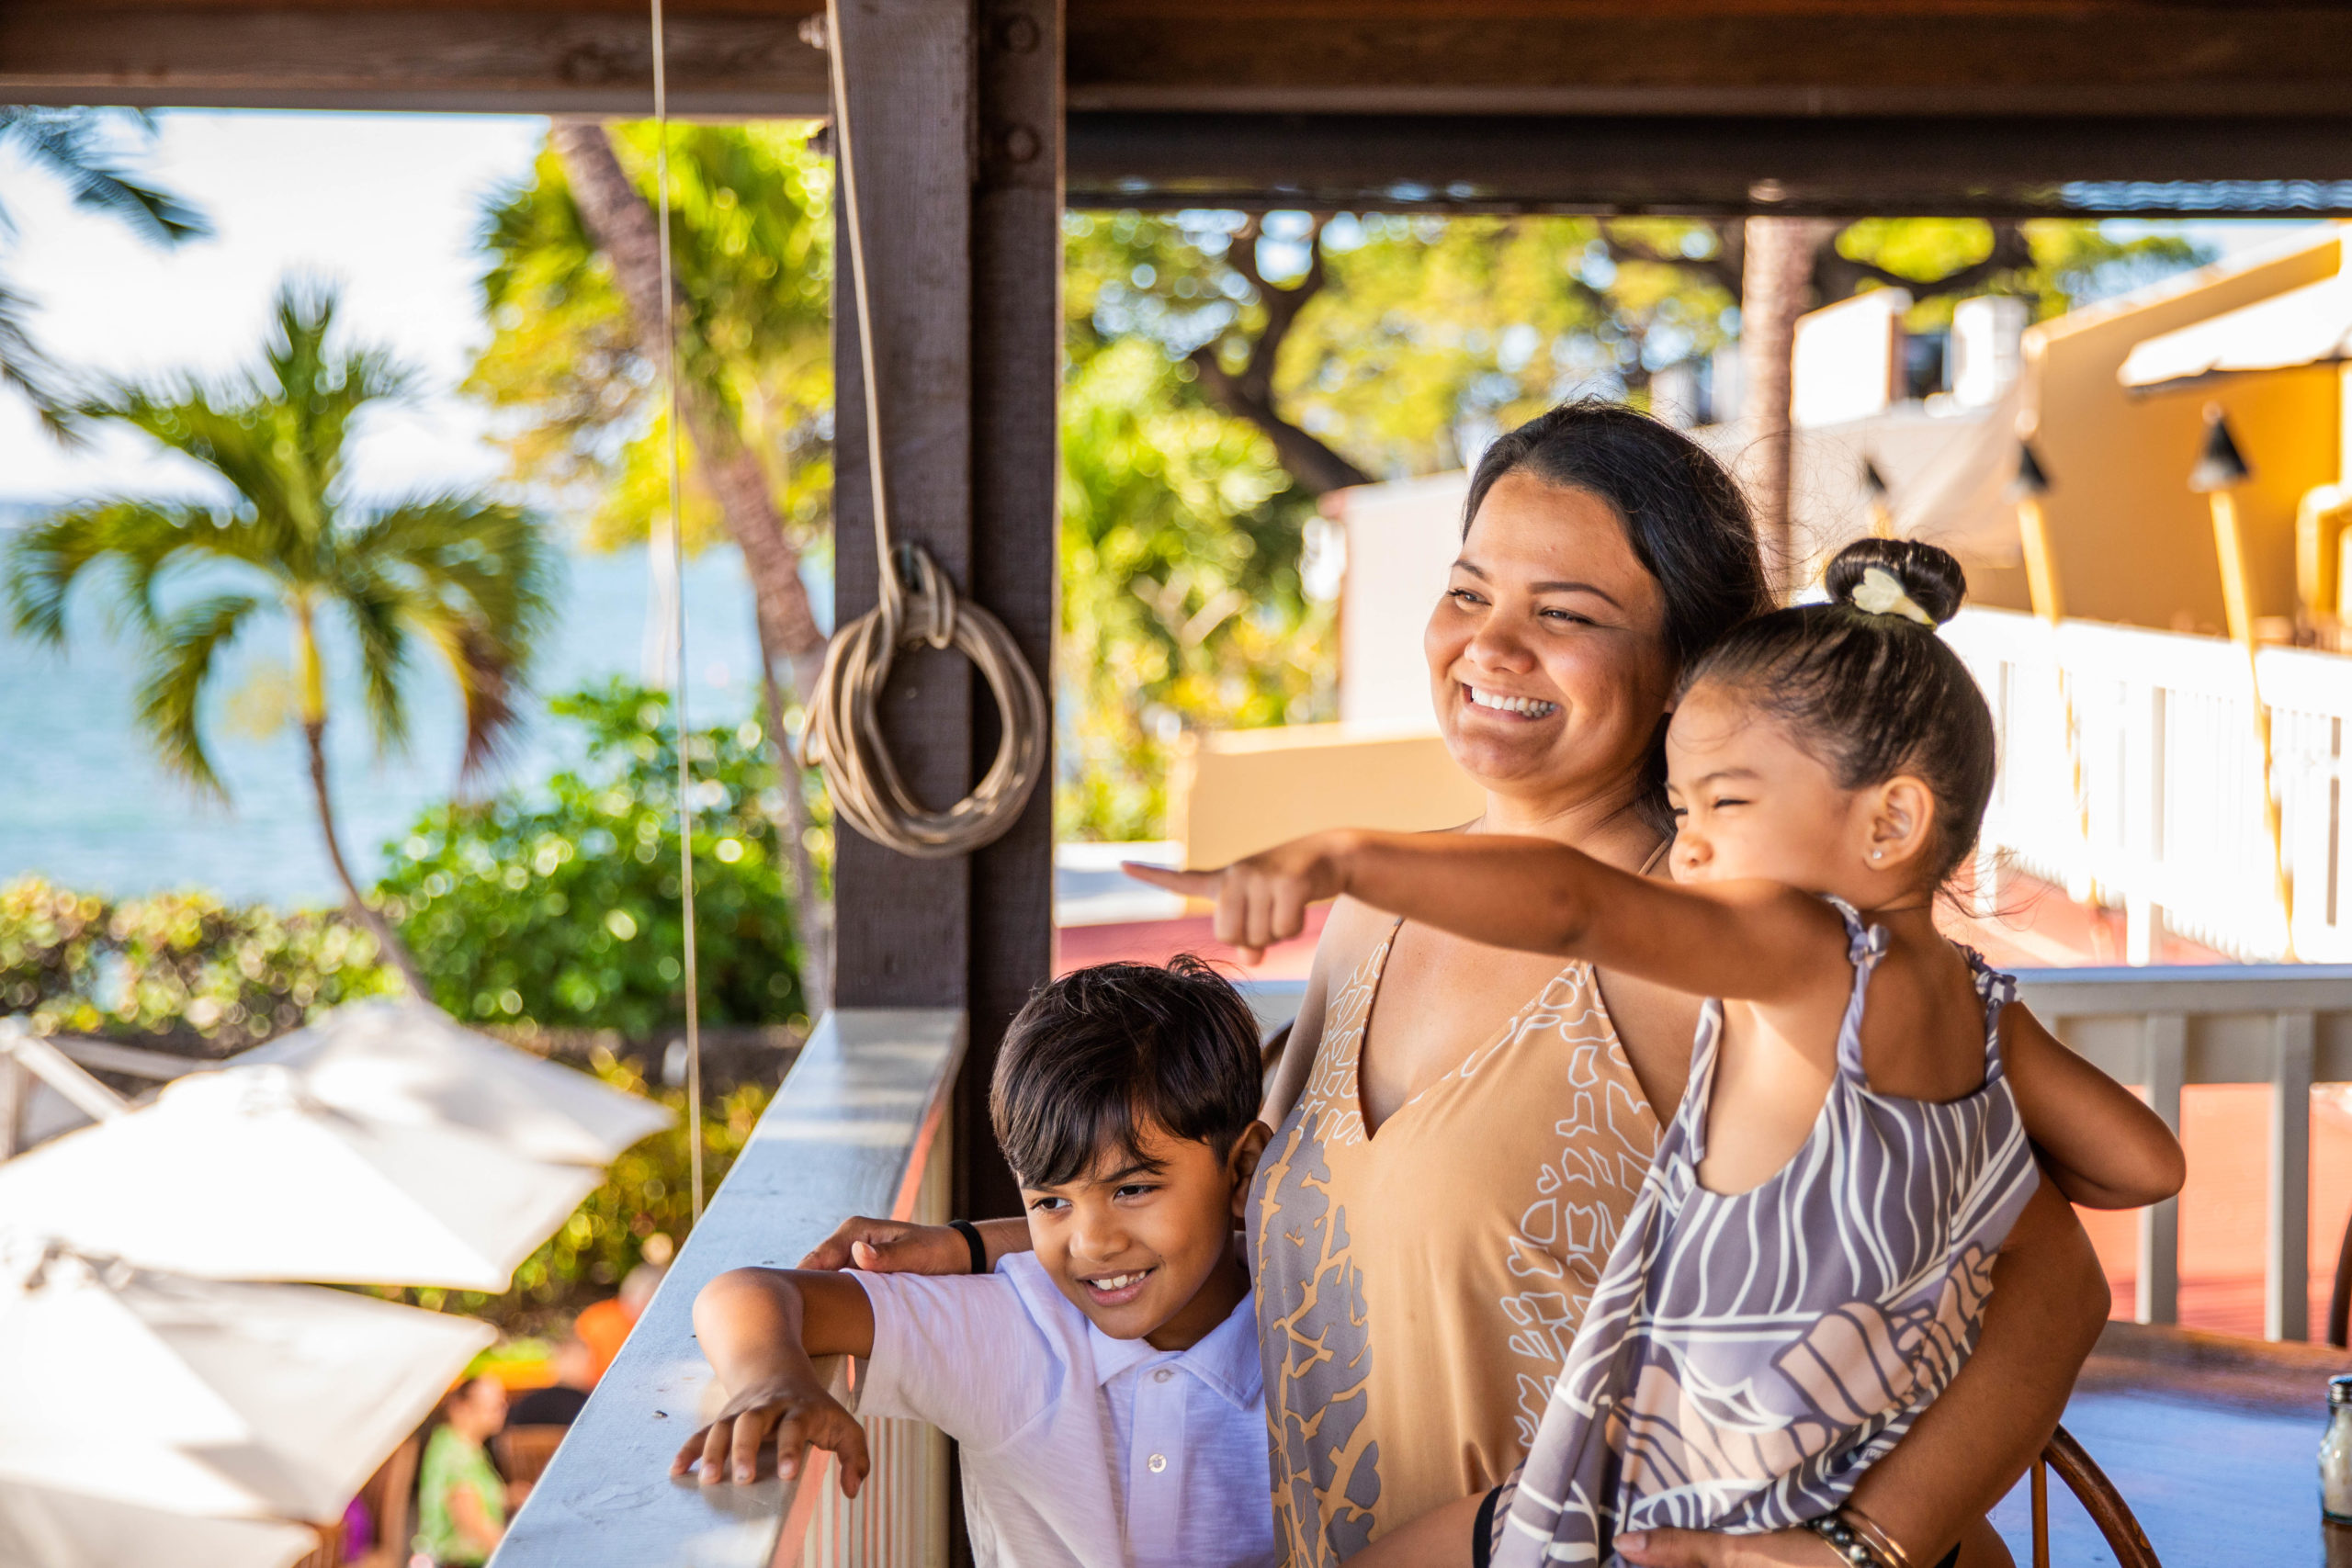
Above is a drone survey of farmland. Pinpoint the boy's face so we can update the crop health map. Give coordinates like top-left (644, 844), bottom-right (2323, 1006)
top-left (1019, 1116), bottom-right (1269, 1352)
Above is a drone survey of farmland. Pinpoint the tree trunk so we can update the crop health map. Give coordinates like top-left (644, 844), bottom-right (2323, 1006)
top-left (301, 718), bottom-right (431, 998)
top-left (552, 120), bottom-right (834, 1008)
top-left (1738, 217), bottom-right (1835, 599)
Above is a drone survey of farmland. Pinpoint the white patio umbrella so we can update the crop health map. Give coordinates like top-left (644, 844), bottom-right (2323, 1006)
top-left (0, 1065), bottom-right (598, 1290)
top-left (0, 1243), bottom-right (491, 1529)
top-left (240, 997), bottom-right (673, 1166)
top-left (0, 1482), bottom-right (323, 1568)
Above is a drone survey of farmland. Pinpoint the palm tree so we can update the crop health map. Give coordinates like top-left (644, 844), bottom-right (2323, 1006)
top-left (0, 107), bottom-right (208, 434)
top-left (5, 282), bottom-right (558, 992)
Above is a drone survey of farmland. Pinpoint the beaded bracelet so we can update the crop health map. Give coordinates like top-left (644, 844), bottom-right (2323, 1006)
top-left (1804, 1512), bottom-right (1897, 1568)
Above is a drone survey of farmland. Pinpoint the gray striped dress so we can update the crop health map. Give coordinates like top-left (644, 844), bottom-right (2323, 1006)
top-left (1491, 898), bottom-right (2041, 1566)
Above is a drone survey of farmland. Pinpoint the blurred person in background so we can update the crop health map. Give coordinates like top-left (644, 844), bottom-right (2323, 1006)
top-left (576, 1254), bottom-right (669, 1382)
top-left (414, 1374), bottom-right (509, 1568)
top-left (507, 1328), bottom-right (598, 1427)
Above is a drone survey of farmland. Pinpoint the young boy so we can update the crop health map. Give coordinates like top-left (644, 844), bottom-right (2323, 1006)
top-left (672, 955), bottom-right (1275, 1568)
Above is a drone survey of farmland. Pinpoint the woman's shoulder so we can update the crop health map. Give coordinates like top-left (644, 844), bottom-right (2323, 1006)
top-left (1314, 893), bottom-right (1396, 975)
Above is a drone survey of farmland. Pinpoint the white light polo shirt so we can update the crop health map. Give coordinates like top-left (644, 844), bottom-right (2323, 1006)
top-left (852, 1251), bottom-right (1273, 1568)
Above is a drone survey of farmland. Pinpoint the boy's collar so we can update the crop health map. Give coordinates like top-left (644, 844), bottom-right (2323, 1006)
top-left (1085, 1286), bottom-right (1260, 1410)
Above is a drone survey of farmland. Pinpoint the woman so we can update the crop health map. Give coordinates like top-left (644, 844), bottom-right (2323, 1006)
top-left (810, 401), bottom-right (2112, 1568)
top-left (415, 1373), bottom-right (511, 1568)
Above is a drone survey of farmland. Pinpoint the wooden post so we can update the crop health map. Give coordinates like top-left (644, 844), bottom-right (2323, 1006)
top-left (2137, 1012), bottom-right (2185, 1326)
top-left (966, 0), bottom-right (1063, 1226)
top-left (829, 0), bottom-right (1057, 1226)
top-left (2271, 1010), bottom-right (2315, 1341)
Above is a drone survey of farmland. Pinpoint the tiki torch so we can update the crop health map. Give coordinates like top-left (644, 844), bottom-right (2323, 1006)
top-left (2191, 404), bottom-right (2295, 955)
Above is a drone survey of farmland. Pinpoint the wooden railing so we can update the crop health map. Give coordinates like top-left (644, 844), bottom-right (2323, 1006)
top-left (1946, 606), bottom-right (2352, 964)
top-left (492, 1009), bottom-right (964, 1568)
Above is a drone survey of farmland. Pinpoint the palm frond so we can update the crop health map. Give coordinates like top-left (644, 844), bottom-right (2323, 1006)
top-left (351, 492), bottom-right (561, 664)
top-left (0, 276), bottom-right (75, 442)
top-left (133, 591), bottom-right (266, 797)
top-left (3, 499), bottom-right (236, 644)
top-left (341, 492), bottom-right (559, 782)
top-left (334, 565), bottom-right (417, 757)
top-left (0, 108), bottom-right (209, 245)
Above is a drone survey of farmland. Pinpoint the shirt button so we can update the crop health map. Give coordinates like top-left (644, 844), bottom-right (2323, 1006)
top-left (1152, 1369), bottom-right (1173, 1383)
top-left (1148, 1453), bottom-right (1168, 1473)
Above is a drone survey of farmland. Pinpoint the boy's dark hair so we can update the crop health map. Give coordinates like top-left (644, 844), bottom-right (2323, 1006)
top-left (989, 955), bottom-right (1262, 1190)
top-left (1680, 536), bottom-right (1996, 883)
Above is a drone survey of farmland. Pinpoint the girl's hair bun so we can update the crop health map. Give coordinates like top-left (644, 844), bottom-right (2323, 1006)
top-left (1824, 537), bottom-right (1967, 627)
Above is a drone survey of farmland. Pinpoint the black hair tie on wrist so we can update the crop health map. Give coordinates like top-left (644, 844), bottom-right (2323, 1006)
top-left (948, 1218), bottom-right (989, 1276)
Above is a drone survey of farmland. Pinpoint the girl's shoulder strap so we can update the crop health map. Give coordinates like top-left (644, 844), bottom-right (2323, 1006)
top-left (1822, 894), bottom-right (1891, 1083)
top-left (1952, 941), bottom-right (2019, 1074)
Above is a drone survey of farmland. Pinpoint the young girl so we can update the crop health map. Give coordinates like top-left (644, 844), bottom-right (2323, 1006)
top-left (1131, 538), bottom-right (2181, 1568)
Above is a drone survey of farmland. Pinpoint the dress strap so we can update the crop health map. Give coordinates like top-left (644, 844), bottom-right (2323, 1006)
top-left (1823, 895), bottom-right (1890, 1084)
top-left (1954, 942), bottom-right (2018, 1076)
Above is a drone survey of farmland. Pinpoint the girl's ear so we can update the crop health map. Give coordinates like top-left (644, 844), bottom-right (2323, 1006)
top-left (1228, 1121), bottom-right (1272, 1217)
top-left (1866, 775), bottom-right (1939, 874)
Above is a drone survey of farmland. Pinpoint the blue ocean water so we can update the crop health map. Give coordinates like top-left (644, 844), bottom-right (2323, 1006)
top-left (0, 526), bottom-right (774, 908)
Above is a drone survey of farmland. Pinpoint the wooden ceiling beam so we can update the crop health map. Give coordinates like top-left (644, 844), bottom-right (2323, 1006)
top-left (1063, 9), bottom-right (2352, 118)
top-left (6, 5), bottom-right (2350, 125)
top-left (1063, 111), bottom-right (2352, 217)
top-left (0, 6), bottom-right (829, 115)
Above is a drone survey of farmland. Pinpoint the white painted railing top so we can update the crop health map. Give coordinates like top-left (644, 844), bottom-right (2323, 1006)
top-left (492, 1008), bottom-right (965, 1568)
top-left (1945, 606), bottom-right (2352, 963)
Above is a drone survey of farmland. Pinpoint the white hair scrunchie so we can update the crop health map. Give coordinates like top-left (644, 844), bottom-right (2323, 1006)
top-left (1849, 565), bottom-right (1936, 626)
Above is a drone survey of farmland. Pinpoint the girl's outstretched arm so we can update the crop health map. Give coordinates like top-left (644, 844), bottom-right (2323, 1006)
top-left (2001, 1004), bottom-right (2185, 1210)
top-left (1127, 829), bottom-right (1847, 1007)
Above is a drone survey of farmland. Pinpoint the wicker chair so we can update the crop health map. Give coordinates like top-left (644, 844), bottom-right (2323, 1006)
top-left (493, 1424), bottom-right (572, 1490)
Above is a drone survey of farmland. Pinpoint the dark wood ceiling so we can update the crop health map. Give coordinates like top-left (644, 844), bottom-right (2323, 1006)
top-left (6, 3), bottom-right (2350, 213)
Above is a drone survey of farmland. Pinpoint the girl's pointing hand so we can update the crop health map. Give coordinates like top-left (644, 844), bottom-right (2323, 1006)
top-left (1125, 831), bottom-right (1356, 964)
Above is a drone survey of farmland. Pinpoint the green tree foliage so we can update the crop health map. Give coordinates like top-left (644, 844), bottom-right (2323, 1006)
top-left (1069, 209), bottom-right (2208, 488)
top-left (469, 125), bottom-right (834, 554)
top-left (3, 284), bottom-right (557, 985)
top-left (0, 108), bottom-right (208, 434)
top-left (0, 877), bottom-right (396, 1049)
top-left (378, 681), bottom-right (814, 1036)
top-left (1059, 338), bottom-right (1329, 838)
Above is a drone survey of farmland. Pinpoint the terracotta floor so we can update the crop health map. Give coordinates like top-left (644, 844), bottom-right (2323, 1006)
top-left (1057, 869), bottom-right (2342, 1339)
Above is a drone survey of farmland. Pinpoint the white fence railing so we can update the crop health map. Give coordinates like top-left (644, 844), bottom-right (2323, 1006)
top-left (1947, 607), bottom-right (2352, 964)
top-left (492, 1009), bottom-right (964, 1568)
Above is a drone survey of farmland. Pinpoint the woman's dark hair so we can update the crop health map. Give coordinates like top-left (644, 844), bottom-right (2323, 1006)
top-left (1463, 400), bottom-right (1774, 829)
top-left (1680, 537), bottom-right (1996, 882)
top-left (990, 955), bottom-right (1261, 1190)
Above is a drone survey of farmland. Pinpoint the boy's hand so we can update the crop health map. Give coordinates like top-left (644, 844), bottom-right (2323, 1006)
top-left (1125, 831), bottom-right (1354, 964)
top-left (797, 1216), bottom-right (971, 1274)
top-left (672, 1377), bottom-right (872, 1495)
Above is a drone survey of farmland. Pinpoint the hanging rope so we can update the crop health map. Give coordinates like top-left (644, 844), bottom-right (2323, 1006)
top-left (646, 0), bottom-right (705, 1222)
top-left (800, 0), bottom-right (1048, 860)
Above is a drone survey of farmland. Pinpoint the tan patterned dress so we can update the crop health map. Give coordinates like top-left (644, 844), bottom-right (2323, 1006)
top-left (1250, 919), bottom-right (1664, 1566)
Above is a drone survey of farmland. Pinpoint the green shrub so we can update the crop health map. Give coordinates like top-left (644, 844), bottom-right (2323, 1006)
top-left (378, 680), bottom-right (807, 1037)
top-left (0, 877), bottom-right (397, 1050)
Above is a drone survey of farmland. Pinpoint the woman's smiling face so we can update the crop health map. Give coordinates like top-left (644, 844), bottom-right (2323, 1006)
top-left (1427, 470), bottom-right (1675, 815)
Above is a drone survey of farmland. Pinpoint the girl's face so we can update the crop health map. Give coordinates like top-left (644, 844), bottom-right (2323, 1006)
top-left (1427, 472), bottom-right (1674, 818)
top-left (1665, 678), bottom-right (1937, 899)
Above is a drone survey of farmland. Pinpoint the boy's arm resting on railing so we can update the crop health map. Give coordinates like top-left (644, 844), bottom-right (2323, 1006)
top-left (673, 1269), bottom-right (876, 1493)
top-left (2000, 1004), bottom-right (2187, 1210)
top-left (798, 1215), bottom-right (1028, 1274)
